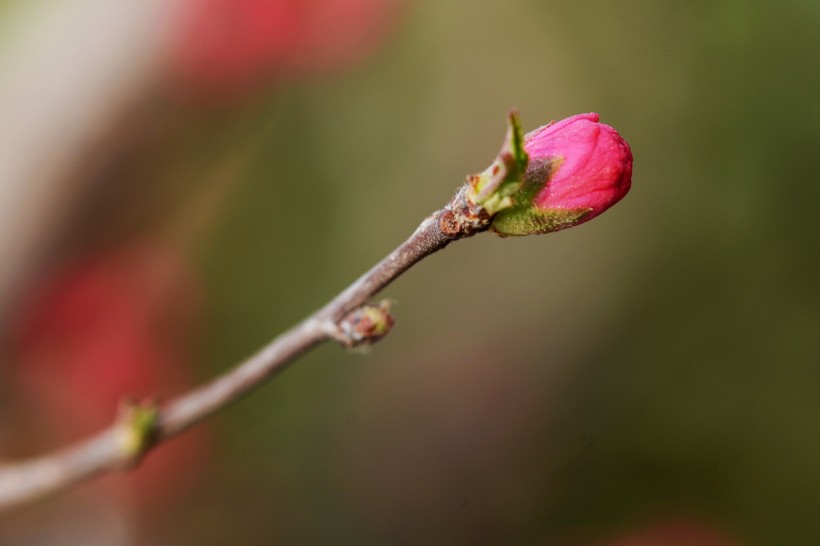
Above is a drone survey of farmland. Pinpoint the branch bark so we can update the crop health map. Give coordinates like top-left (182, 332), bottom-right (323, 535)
top-left (0, 198), bottom-right (482, 513)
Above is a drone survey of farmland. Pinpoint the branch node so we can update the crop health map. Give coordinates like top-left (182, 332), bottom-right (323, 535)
top-left (114, 398), bottom-right (158, 469)
top-left (441, 186), bottom-right (493, 238)
top-left (331, 300), bottom-right (396, 349)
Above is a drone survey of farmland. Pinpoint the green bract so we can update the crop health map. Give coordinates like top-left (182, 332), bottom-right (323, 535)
top-left (465, 111), bottom-right (529, 216)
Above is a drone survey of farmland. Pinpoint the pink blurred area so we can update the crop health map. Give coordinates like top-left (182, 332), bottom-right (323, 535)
top-left (167, 0), bottom-right (402, 101)
top-left (10, 241), bottom-right (201, 430)
top-left (6, 240), bottom-right (209, 511)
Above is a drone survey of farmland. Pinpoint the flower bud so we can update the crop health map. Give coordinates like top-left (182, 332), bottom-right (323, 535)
top-left (490, 113), bottom-right (632, 236)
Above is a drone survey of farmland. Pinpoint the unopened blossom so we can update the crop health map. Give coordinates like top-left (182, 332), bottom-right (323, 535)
top-left (491, 113), bottom-right (633, 236)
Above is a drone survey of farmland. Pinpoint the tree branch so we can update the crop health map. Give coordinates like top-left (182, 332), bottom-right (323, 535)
top-left (0, 199), bottom-right (478, 513)
top-left (0, 109), bottom-right (535, 512)
top-left (0, 106), bottom-right (635, 513)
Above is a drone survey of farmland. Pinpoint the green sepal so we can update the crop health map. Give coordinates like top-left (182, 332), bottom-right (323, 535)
top-left (508, 110), bottom-right (527, 174)
top-left (467, 110), bottom-right (529, 215)
top-left (491, 207), bottom-right (593, 237)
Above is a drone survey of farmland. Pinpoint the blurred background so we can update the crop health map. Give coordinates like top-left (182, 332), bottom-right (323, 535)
top-left (0, 0), bottom-right (818, 544)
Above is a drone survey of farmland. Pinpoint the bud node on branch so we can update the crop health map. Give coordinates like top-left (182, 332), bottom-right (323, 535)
top-left (330, 300), bottom-right (395, 348)
top-left (113, 399), bottom-right (159, 469)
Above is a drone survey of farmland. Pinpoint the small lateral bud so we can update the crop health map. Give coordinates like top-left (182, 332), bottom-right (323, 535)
top-left (464, 109), bottom-right (529, 216)
top-left (441, 111), bottom-right (528, 238)
top-left (335, 300), bottom-right (395, 348)
top-left (115, 398), bottom-right (158, 466)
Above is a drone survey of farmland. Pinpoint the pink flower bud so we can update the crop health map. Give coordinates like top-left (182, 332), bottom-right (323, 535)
top-left (491, 113), bottom-right (632, 236)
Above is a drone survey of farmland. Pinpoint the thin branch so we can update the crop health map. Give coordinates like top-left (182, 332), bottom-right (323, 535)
top-left (0, 109), bottom-right (527, 513)
top-left (0, 108), bottom-right (634, 514)
top-left (159, 211), bottom-right (458, 438)
top-left (0, 200), bottom-right (479, 513)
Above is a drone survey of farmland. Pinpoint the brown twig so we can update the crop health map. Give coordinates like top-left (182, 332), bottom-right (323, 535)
top-left (0, 107), bottom-right (527, 513)
top-left (0, 196), bottom-right (488, 513)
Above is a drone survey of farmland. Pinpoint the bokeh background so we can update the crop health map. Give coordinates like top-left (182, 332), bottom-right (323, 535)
top-left (1, 0), bottom-right (819, 544)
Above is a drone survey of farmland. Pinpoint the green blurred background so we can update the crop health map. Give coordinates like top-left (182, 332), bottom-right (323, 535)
top-left (2, 0), bottom-right (819, 544)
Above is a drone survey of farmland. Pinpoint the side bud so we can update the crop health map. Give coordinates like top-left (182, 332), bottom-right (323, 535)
top-left (115, 398), bottom-right (158, 467)
top-left (334, 300), bottom-right (395, 348)
top-left (441, 110), bottom-right (529, 238)
top-left (490, 113), bottom-right (632, 236)
top-left (465, 110), bottom-right (529, 216)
